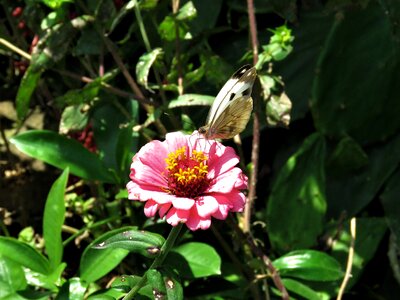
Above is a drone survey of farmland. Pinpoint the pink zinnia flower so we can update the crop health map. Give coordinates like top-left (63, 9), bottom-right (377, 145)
top-left (127, 132), bottom-right (248, 231)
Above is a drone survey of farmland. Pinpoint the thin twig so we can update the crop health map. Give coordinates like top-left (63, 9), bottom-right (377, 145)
top-left (172, 0), bottom-right (183, 95)
top-left (243, 0), bottom-right (260, 234)
top-left (337, 217), bottom-right (356, 300)
top-left (0, 38), bottom-right (32, 60)
top-left (0, 37), bottom-right (151, 105)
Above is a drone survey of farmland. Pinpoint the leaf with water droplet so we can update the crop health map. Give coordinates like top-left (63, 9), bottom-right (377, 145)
top-left (92, 228), bottom-right (165, 258)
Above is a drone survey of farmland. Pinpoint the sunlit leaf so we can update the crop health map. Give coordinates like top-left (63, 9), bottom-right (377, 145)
top-left (136, 48), bottom-right (163, 90)
top-left (10, 130), bottom-right (115, 183)
top-left (0, 237), bottom-right (50, 275)
top-left (80, 228), bottom-right (130, 283)
top-left (273, 250), bottom-right (343, 281)
top-left (167, 242), bottom-right (221, 278)
top-left (92, 228), bottom-right (165, 258)
top-left (43, 168), bottom-right (68, 271)
top-left (267, 133), bottom-right (326, 252)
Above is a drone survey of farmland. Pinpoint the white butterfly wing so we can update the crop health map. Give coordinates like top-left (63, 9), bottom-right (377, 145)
top-left (198, 65), bottom-right (256, 139)
top-left (206, 65), bottom-right (256, 126)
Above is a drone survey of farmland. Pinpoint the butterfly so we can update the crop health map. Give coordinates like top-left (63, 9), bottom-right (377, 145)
top-left (198, 65), bottom-right (257, 140)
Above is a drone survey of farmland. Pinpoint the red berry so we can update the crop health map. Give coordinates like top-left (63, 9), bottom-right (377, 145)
top-left (12, 7), bottom-right (23, 17)
top-left (17, 21), bottom-right (25, 29)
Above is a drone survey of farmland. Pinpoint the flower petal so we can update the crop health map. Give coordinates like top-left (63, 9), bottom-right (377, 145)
top-left (166, 208), bottom-right (190, 226)
top-left (144, 200), bottom-right (159, 217)
top-left (207, 142), bottom-right (239, 178)
top-left (186, 211), bottom-right (212, 230)
top-left (165, 132), bottom-right (189, 153)
top-left (172, 197), bottom-right (195, 210)
top-left (207, 167), bottom-right (244, 193)
top-left (195, 196), bottom-right (219, 217)
top-left (127, 181), bottom-right (175, 203)
top-left (159, 203), bottom-right (172, 218)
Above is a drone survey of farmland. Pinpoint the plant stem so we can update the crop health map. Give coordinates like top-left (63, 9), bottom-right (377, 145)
top-left (337, 217), bottom-right (356, 300)
top-left (243, 0), bottom-right (260, 234)
top-left (123, 223), bottom-right (184, 300)
top-left (0, 38), bottom-right (31, 60)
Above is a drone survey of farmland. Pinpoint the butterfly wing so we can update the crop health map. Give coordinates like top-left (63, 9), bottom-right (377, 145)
top-left (205, 65), bottom-right (257, 127)
top-left (205, 95), bottom-right (253, 139)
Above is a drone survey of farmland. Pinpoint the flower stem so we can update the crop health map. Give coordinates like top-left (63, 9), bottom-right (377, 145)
top-left (123, 223), bottom-right (184, 300)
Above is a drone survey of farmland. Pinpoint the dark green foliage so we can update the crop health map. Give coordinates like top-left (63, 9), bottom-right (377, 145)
top-left (1, 0), bottom-right (400, 299)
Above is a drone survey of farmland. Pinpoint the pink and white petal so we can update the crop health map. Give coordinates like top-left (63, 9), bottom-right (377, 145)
top-left (165, 132), bottom-right (189, 153)
top-left (215, 191), bottom-right (246, 212)
top-left (144, 200), bottom-right (159, 217)
top-left (207, 168), bottom-right (243, 193)
top-left (159, 203), bottom-right (172, 218)
top-left (172, 197), bottom-right (195, 210)
top-left (138, 141), bottom-right (168, 170)
top-left (186, 213), bottom-right (211, 231)
top-left (166, 208), bottom-right (190, 226)
top-left (127, 182), bottom-right (175, 204)
top-left (229, 191), bottom-right (246, 212)
top-left (195, 196), bottom-right (219, 218)
top-left (234, 171), bottom-right (248, 189)
top-left (208, 145), bottom-right (239, 177)
top-left (212, 204), bottom-right (230, 220)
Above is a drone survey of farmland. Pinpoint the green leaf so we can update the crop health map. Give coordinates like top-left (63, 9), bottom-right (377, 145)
top-left (158, 16), bottom-right (192, 41)
top-left (168, 94), bottom-right (214, 109)
top-left (311, 2), bottom-right (400, 144)
top-left (326, 135), bottom-right (368, 176)
top-left (40, 0), bottom-right (73, 9)
top-left (54, 80), bottom-right (101, 106)
top-left (280, 278), bottom-right (321, 300)
top-left (43, 168), bottom-right (69, 270)
top-left (381, 169), bottom-right (400, 241)
top-left (161, 267), bottom-right (183, 300)
top-left (273, 250), bottom-right (343, 281)
top-left (10, 130), bottom-right (115, 183)
top-left (265, 91), bottom-right (292, 128)
top-left (74, 27), bottom-right (103, 56)
top-left (108, 0), bottom-right (136, 34)
top-left (274, 11), bottom-right (333, 121)
top-left (326, 132), bottom-right (400, 218)
top-left (87, 287), bottom-right (125, 299)
top-left (111, 275), bottom-right (142, 292)
top-left (0, 256), bottom-right (27, 293)
top-left (24, 263), bottom-right (65, 290)
top-left (136, 48), bottom-right (163, 90)
top-left (167, 242), bottom-right (221, 278)
top-left (92, 101), bottom-right (133, 173)
top-left (59, 104), bottom-right (90, 134)
top-left (331, 218), bottom-right (387, 290)
top-left (68, 277), bottom-right (87, 300)
top-left (176, 1), bottom-right (197, 21)
top-left (41, 11), bottom-right (65, 30)
top-left (92, 228), bottom-right (165, 258)
top-left (31, 20), bottom-right (80, 71)
top-left (80, 228), bottom-right (133, 283)
top-left (147, 269), bottom-right (167, 298)
top-left (190, 0), bottom-right (222, 36)
top-left (115, 123), bottom-right (139, 180)
top-left (15, 65), bottom-right (43, 120)
top-left (0, 237), bottom-right (50, 275)
top-left (267, 133), bottom-right (327, 252)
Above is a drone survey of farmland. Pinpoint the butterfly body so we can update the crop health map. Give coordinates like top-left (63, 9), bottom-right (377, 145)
top-left (198, 65), bottom-right (257, 140)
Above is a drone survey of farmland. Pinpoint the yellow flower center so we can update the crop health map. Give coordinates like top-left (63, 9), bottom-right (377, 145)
top-left (164, 146), bottom-right (210, 198)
